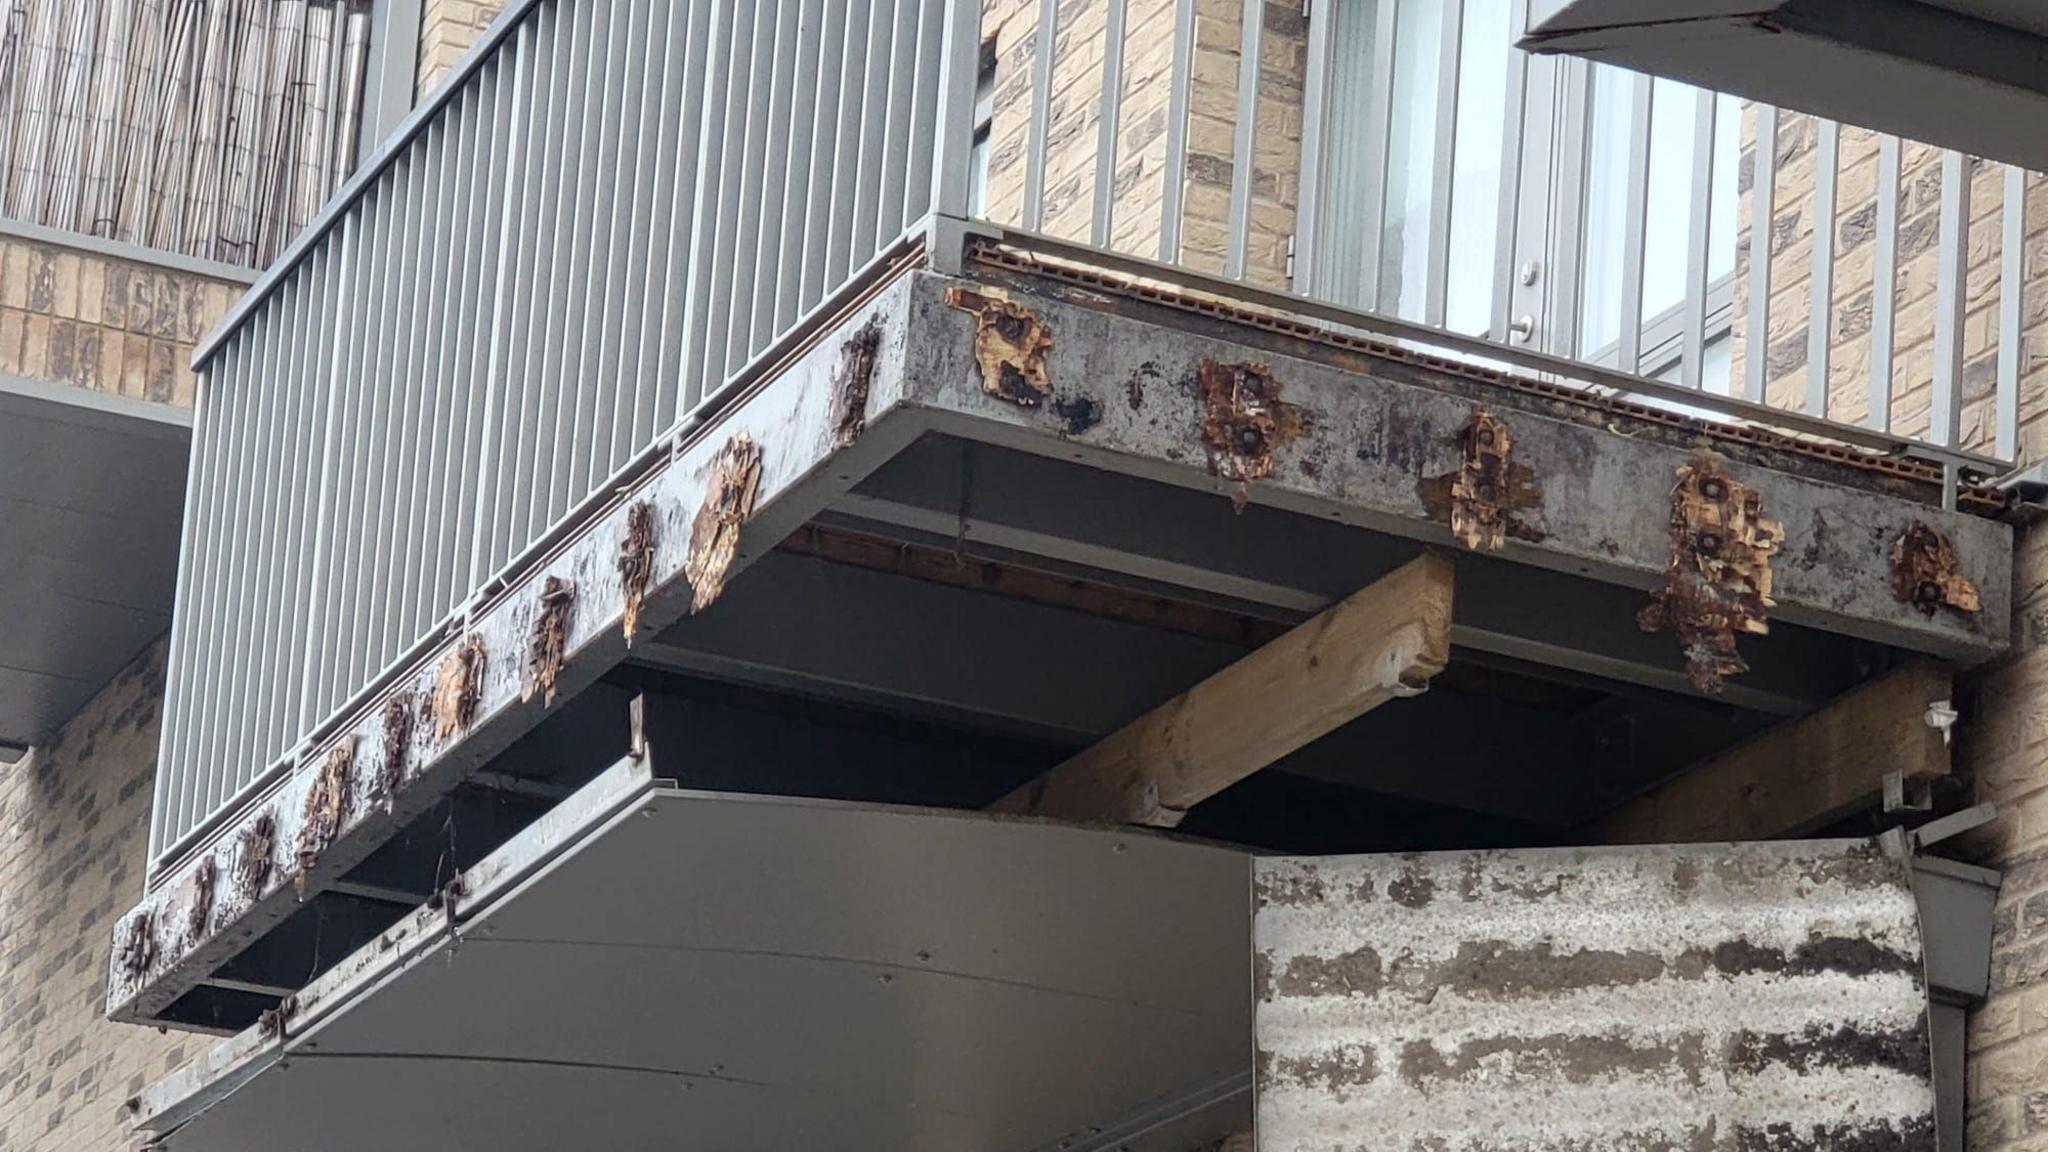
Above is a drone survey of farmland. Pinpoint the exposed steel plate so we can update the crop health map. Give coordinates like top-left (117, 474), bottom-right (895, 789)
top-left (1254, 840), bottom-right (1935, 1152)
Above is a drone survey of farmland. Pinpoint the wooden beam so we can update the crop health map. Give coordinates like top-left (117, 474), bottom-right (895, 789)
top-left (1597, 660), bottom-right (1954, 844)
top-left (990, 553), bottom-right (1455, 826)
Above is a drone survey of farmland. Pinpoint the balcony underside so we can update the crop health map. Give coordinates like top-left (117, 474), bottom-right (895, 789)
top-left (109, 246), bottom-right (2012, 1030)
top-left (0, 374), bottom-right (188, 752)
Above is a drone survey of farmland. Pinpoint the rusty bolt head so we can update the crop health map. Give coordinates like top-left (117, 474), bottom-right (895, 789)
top-left (1474, 427), bottom-right (1496, 448)
top-left (1694, 530), bottom-right (1724, 556)
top-left (1236, 425), bottom-right (1265, 453)
top-left (991, 311), bottom-right (1029, 342)
top-left (1915, 580), bottom-right (1944, 607)
top-left (1698, 476), bottom-right (1728, 501)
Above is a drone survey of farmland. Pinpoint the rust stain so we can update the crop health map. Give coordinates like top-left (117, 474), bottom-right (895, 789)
top-left (523, 576), bottom-right (576, 708)
top-left (946, 285), bottom-right (1053, 408)
top-left (256, 993), bottom-right (297, 1042)
top-left (376, 694), bottom-right (415, 802)
top-left (684, 434), bottom-right (763, 614)
top-left (117, 911), bottom-right (156, 979)
top-left (617, 500), bottom-right (657, 645)
top-left (235, 809), bottom-right (277, 897)
top-left (1890, 522), bottom-right (1980, 617)
top-left (1426, 408), bottom-right (1542, 551)
top-left (185, 855), bottom-right (216, 944)
top-left (296, 737), bottom-right (356, 884)
top-left (1637, 454), bottom-right (1783, 694)
top-left (830, 316), bottom-right (884, 447)
top-left (1196, 360), bottom-right (1306, 510)
top-left (431, 636), bottom-right (486, 744)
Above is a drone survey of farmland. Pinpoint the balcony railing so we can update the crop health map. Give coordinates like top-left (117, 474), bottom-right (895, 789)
top-left (148, 0), bottom-right (2024, 872)
top-left (150, 0), bottom-right (973, 864)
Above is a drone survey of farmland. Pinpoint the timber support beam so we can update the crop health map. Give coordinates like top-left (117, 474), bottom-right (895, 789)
top-left (992, 553), bottom-right (1455, 826)
top-left (1596, 660), bottom-right (1955, 843)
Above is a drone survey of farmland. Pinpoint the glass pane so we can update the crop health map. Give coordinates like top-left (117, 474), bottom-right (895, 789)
top-left (1578, 66), bottom-right (1630, 358)
top-left (1709, 92), bottom-right (1739, 283)
top-left (1380, 0), bottom-right (1445, 319)
top-left (1641, 75), bottom-right (1698, 323)
top-left (1313, 0), bottom-right (1385, 306)
top-left (1444, 0), bottom-right (1510, 335)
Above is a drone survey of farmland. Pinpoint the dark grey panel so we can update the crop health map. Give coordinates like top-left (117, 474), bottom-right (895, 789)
top-left (146, 766), bottom-right (1253, 1152)
top-left (0, 375), bottom-right (188, 745)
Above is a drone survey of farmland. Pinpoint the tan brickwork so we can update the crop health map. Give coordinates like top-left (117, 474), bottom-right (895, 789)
top-left (1732, 112), bottom-right (2048, 465)
top-left (0, 235), bottom-right (241, 409)
top-left (982, 0), bottom-right (1304, 290)
top-left (1954, 521), bottom-right (2048, 1152)
top-left (418, 0), bottom-right (510, 100)
top-left (0, 641), bottom-right (186, 1152)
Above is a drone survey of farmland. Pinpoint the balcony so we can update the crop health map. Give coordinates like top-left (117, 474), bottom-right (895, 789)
top-left (114, 0), bottom-right (2014, 1035)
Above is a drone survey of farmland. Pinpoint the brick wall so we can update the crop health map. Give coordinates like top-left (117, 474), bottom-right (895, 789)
top-left (981, 0), bottom-right (1305, 290)
top-left (0, 234), bottom-right (242, 409)
top-left (0, 642), bottom-right (186, 1152)
top-left (1732, 112), bottom-right (2048, 464)
top-left (418, 0), bottom-right (509, 100)
top-left (1957, 524), bottom-right (2048, 1151)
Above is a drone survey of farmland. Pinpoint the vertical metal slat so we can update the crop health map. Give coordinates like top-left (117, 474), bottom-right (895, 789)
top-left (1679, 87), bottom-right (1716, 390)
top-left (1869, 133), bottom-right (1900, 431)
top-left (1805, 118), bottom-right (1839, 417)
top-left (1422, 0), bottom-right (1464, 326)
top-left (1615, 71), bottom-right (1652, 374)
top-left (1930, 149), bottom-right (1968, 447)
top-left (1998, 164), bottom-right (2024, 460)
top-left (1223, 0), bottom-right (1263, 279)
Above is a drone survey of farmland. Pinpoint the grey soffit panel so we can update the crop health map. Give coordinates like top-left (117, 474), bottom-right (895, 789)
top-left (0, 375), bottom-right (189, 746)
top-left (1521, 0), bottom-right (2048, 172)
top-left (1255, 840), bottom-right (1937, 1151)
top-left (142, 758), bottom-right (1254, 1152)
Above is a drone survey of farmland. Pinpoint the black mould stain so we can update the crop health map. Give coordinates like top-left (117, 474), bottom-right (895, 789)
top-left (1052, 393), bottom-right (1103, 436)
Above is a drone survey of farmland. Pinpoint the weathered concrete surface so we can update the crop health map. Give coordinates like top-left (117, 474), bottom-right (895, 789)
top-left (896, 271), bottom-right (2012, 664)
top-left (1254, 839), bottom-right (1935, 1152)
top-left (107, 275), bottom-right (934, 1024)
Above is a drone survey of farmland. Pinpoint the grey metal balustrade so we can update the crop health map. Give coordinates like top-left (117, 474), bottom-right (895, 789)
top-left (150, 0), bottom-right (972, 864)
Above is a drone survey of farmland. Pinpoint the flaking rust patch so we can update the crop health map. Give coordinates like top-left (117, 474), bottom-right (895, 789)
top-left (1890, 522), bottom-right (1980, 617)
top-left (296, 737), bottom-right (356, 887)
top-left (1428, 407), bottom-right (1541, 550)
top-left (236, 809), bottom-right (277, 897)
top-left (431, 636), bottom-right (486, 743)
top-left (1197, 360), bottom-right (1306, 511)
top-left (830, 316), bottom-right (884, 447)
top-left (946, 285), bottom-right (1053, 408)
top-left (185, 855), bottom-right (217, 944)
top-left (376, 694), bottom-right (416, 802)
top-left (617, 500), bottom-right (657, 645)
top-left (1638, 453), bottom-right (1783, 694)
top-left (523, 576), bottom-right (576, 708)
top-left (117, 911), bottom-right (156, 980)
top-left (685, 434), bottom-right (763, 614)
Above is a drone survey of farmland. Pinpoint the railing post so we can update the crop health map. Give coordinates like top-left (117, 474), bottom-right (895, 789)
top-left (929, 0), bottom-right (981, 219)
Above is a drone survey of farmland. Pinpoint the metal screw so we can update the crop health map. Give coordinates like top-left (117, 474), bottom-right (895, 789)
top-left (1508, 315), bottom-right (1535, 343)
top-left (1519, 261), bottom-right (1541, 286)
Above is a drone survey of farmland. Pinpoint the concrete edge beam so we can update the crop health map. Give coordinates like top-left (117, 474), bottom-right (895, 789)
top-left (107, 277), bottom-right (932, 1024)
top-left (896, 270), bottom-right (2012, 665)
